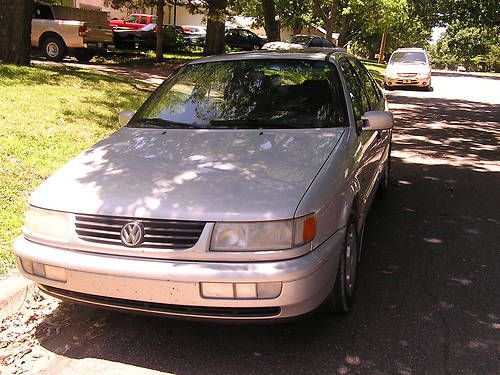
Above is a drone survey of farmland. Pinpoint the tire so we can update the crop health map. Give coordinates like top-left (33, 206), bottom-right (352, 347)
top-left (42, 36), bottom-right (65, 61)
top-left (74, 49), bottom-right (95, 63)
top-left (328, 217), bottom-right (359, 313)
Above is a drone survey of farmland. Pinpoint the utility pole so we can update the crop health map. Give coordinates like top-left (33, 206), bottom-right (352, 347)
top-left (378, 32), bottom-right (387, 64)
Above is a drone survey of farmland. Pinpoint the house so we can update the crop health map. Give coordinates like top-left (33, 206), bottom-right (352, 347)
top-left (60, 0), bottom-right (204, 25)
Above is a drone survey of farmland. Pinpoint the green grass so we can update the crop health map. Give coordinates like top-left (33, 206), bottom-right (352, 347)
top-left (0, 64), bottom-right (148, 274)
top-left (361, 59), bottom-right (386, 85)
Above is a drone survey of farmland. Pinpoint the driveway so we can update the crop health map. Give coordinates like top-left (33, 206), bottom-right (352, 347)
top-left (2, 73), bottom-right (499, 375)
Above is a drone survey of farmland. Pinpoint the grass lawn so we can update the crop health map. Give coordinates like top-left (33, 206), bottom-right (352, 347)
top-left (361, 59), bottom-right (386, 85)
top-left (0, 64), bottom-right (148, 274)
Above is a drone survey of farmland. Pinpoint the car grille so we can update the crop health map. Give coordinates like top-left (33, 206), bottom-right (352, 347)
top-left (397, 73), bottom-right (418, 78)
top-left (75, 214), bottom-right (205, 249)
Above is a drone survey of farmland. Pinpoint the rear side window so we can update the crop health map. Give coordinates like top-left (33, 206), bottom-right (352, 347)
top-left (339, 59), bottom-right (370, 121)
top-left (309, 38), bottom-right (323, 47)
top-left (348, 58), bottom-right (382, 110)
top-left (321, 39), bottom-right (334, 48)
top-left (33, 5), bottom-right (54, 20)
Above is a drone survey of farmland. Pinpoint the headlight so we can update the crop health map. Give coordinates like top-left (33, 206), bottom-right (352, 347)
top-left (23, 206), bottom-right (72, 242)
top-left (417, 71), bottom-right (430, 78)
top-left (210, 214), bottom-right (316, 251)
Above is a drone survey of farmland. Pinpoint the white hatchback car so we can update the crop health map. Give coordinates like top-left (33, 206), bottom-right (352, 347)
top-left (384, 48), bottom-right (432, 90)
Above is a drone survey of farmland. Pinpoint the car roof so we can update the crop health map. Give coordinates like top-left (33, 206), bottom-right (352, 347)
top-left (393, 48), bottom-right (426, 52)
top-left (188, 49), bottom-right (348, 65)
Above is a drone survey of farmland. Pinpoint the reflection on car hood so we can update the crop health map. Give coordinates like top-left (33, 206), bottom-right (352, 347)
top-left (30, 127), bottom-right (344, 221)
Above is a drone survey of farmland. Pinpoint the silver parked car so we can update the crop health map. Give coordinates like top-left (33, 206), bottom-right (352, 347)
top-left (15, 50), bottom-right (393, 321)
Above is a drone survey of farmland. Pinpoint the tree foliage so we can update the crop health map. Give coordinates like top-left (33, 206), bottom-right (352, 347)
top-left (432, 22), bottom-right (499, 71)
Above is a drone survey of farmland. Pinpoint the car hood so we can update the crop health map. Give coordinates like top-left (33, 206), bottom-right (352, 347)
top-left (30, 127), bottom-right (344, 221)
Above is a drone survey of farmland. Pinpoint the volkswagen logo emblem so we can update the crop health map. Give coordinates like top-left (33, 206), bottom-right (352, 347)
top-left (120, 221), bottom-right (145, 247)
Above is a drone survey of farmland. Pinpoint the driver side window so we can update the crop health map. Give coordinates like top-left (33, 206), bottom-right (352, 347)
top-left (339, 59), bottom-right (370, 121)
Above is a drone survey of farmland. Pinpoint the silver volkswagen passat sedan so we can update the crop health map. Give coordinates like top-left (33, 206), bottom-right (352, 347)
top-left (15, 50), bottom-right (393, 321)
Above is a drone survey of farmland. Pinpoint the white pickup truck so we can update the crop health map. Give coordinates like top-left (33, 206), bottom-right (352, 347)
top-left (32, 2), bottom-right (114, 62)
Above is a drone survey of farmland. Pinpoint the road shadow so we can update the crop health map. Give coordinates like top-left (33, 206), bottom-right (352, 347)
top-left (32, 91), bottom-right (500, 374)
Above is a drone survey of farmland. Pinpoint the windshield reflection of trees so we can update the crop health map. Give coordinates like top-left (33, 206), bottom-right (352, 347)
top-left (133, 60), bottom-right (347, 128)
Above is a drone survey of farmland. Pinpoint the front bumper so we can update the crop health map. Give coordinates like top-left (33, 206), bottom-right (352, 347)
top-left (384, 76), bottom-right (430, 87)
top-left (14, 229), bottom-right (344, 321)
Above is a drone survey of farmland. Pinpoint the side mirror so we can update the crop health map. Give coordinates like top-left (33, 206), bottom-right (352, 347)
top-left (361, 111), bottom-right (393, 131)
top-left (118, 110), bottom-right (135, 126)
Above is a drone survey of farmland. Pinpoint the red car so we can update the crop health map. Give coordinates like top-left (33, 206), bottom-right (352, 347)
top-left (109, 14), bottom-right (157, 30)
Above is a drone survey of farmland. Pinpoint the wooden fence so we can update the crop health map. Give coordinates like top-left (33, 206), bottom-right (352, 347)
top-left (51, 5), bottom-right (109, 26)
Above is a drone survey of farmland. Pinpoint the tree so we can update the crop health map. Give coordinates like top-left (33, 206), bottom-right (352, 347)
top-left (0, 0), bottom-right (33, 65)
top-left (262, 0), bottom-right (280, 42)
top-left (432, 22), bottom-right (499, 71)
top-left (104, 0), bottom-right (166, 61)
top-left (311, 0), bottom-right (339, 43)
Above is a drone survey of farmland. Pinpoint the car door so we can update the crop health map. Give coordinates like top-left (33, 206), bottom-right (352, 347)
top-left (225, 29), bottom-right (239, 48)
top-left (124, 15), bottom-right (139, 29)
top-left (239, 30), bottom-right (256, 50)
top-left (339, 58), bottom-right (380, 217)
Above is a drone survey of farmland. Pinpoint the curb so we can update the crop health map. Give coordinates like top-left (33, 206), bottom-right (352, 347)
top-left (0, 274), bottom-right (35, 321)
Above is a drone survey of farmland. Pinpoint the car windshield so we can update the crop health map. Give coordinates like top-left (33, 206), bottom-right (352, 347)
top-left (130, 59), bottom-right (348, 129)
top-left (286, 36), bottom-right (312, 45)
top-left (389, 51), bottom-right (427, 65)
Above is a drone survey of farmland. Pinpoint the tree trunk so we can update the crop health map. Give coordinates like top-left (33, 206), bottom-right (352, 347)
top-left (312, 0), bottom-right (338, 43)
top-left (367, 44), bottom-right (375, 60)
top-left (0, 0), bottom-right (32, 65)
top-left (262, 0), bottom-right (280, 42)
top-left (204, 0), bottom-right (227, 56)
top-left (337, 16), bottom-right (350, 48)
top-left (325, 22), bottom-right (334, 43)
top-left (155, 0), bottom-right (165, 62)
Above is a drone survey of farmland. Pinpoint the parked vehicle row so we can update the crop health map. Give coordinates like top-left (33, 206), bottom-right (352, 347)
top-left (31, 3), bottom-right (336, 62)
top-left (15, 49), bottom-right (393, 322)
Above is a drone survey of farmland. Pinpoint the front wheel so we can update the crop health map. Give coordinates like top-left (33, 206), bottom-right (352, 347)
top-left (328, 218), bottom-right (359, 313)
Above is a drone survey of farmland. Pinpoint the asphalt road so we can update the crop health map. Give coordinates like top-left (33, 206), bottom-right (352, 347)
top-left (14, 73), bottom-right (500, 375)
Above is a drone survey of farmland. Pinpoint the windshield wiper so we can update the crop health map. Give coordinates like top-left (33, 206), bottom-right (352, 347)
top-left (209, 119), bottom-right (303, 129)
top-left (135, 118), bottom-right (201, 129)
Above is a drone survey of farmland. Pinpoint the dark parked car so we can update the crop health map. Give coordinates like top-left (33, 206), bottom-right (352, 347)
top-left (225, 28), bottom-right (266, 50)
top-left (113, 24), bottom-right (184, 50)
